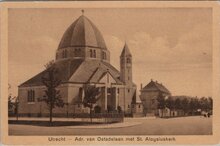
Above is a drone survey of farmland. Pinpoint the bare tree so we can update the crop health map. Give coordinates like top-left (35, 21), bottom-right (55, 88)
top-left (41, 60), bottom-right (64, 125)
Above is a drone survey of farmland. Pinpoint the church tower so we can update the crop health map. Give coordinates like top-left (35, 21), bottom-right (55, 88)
top-left (120, 43), bottom-right (132, 85)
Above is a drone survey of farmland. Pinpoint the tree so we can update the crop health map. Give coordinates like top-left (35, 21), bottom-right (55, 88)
top-left (8, 84), bottom-right (14, 114)
top-left (189, 97), bottom-right (199, 115)
top-left (14, 96), bottom-right (19, 121)
top-left (41, 60), bottom-right (64, 125)
top-left (174, 98), bottom-right (181, 109)
top-left (8, 95), bottom-right (15, 115)
top-left (157, 92), bottom-right (166, 117)
top-left (83, 84), bottom-right (101, 123)
top-left (165, 96), bottom-right (174, 117)
top-left (180, 97), bottom-right (189, 115)
top-left (117, 106), bottom-right (122, 113)
top-left (199, 97), bottom-right (209, 112)
top-left (208, 97), bottom-right (213, 112)
top-left (189, 98), bottom-right (194, 115)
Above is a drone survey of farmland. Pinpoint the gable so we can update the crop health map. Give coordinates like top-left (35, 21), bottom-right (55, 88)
top-left (19, 60), bottom-right (122, 87)
top-left (69, 60), bottom-right (122, 84)
top-left (98, 72), bottom-right (117, 85)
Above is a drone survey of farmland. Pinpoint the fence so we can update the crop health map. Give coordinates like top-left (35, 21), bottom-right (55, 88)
top-left (9, 112), bottom-right (124, 124)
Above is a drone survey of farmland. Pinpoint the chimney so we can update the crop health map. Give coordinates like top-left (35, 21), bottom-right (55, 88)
top-left (141, 83), bottom-right (143, 90)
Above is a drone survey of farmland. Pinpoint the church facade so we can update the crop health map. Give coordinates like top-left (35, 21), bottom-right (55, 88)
top-left (17, 14), bottom-right (138, 117)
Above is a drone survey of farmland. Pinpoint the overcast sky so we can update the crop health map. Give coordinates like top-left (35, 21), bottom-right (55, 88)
top-left (8, 8), bottom-right (212, 97)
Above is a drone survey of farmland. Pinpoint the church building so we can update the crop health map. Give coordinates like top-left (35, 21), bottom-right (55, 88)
top-left (17, 13), bottom-right (137, 117)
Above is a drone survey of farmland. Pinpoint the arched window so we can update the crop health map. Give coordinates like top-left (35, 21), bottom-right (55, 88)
top-left (64, 50), bottom-right (67, 58)
top-left (93, 50), bottom-right (96, 58)
top-left (27, 90), bottom-right (35, 102)
top-left (32, 90), bottom-right (35, 102)
top-left (27, 90), bottom-right (30, 102)
top-left (102, 52), bottom-right (105, 59)
top-left (62, 50), bottom-right (65, 58)
top-left (74, 48), bottom-right (81, 57)
top-left (102, 52), bottom-right (107, 60)
top-left (74, 49), bottom-right (77, 56)
top-left (127, 58), bottom-right (131, 63)
top-left (90, 49), bottom-right (93, 57)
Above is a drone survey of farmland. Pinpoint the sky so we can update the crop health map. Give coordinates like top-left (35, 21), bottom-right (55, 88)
top-left (8, 8), bottom-right (212, 97)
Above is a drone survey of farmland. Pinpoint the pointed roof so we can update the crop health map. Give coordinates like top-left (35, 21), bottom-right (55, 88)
top-left (58, 15), bottom-right (107, 50)
top-left (86, 65), bottom-right (123, 84)
top-left (120, 43), bottom-right (132, 57)
top-left (141, 80), bottom-right (171, 94)
top-left (19, 60), bottom-right (122, 87)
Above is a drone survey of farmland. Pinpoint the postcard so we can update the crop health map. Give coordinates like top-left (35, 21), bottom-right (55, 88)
top-left (1, 1), bottom-right (220, 145)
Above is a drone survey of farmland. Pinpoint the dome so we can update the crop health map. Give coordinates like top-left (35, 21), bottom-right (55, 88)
top-left (58, 15), bottom-right (107, 50)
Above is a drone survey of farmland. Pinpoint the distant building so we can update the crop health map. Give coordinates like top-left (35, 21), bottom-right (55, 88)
top-left (140, 79), bottom-right (171, 117)
top-left (131, 91), bottom-right (144, 117)
top-left (18, 13), bottom-right (137, 117)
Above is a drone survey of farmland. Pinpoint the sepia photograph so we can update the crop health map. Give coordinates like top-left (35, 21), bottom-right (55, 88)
top-left (1, 1), bottom-right (220, 145)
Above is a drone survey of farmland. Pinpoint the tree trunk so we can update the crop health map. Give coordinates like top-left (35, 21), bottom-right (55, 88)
top-left (49, 105), bottom-right (53, 125)
top-left (15, 100), bottom-right (19, 121)
top-left (90, 106), bottom-right (92, 123)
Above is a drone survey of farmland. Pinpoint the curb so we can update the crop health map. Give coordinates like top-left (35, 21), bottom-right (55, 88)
top-left (67, 122), bottom-right (142, 129)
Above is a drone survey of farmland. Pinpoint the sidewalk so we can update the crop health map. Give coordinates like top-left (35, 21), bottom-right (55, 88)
top-left (9, 117), bottom-right (84, 122)
top-left (67, 121), bottom-right (142, 129)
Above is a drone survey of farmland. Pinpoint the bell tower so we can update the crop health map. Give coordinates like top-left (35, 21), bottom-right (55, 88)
top-left (120, 43), bottom-right (132, 85)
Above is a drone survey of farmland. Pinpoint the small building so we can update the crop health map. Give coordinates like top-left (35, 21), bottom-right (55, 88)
top-left (140, 79), bottom-right (171, 117)
top-left (131, 102), bottom-right (144, 117)
top-left (131, 91), bottom-right (144, 117)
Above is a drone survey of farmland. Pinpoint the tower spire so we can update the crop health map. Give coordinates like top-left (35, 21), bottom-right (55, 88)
top-left (120, 42), bottom-right (132, 84)
top-left (120, 42), bottom-right (132, 57)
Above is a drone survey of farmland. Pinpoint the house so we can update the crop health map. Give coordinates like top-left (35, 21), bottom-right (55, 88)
top-left (140, 79), bottom-right (171, 117)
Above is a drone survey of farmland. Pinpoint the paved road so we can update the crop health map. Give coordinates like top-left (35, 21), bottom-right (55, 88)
top-left (9, 116), bottom-right (212, 135)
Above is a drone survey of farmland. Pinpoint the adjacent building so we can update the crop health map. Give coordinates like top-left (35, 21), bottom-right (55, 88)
top-left (140, 79), bottom-right (171, 117)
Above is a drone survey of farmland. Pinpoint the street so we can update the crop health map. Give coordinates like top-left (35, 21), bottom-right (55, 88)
top-left (9, 116), bottom-right (212, 135)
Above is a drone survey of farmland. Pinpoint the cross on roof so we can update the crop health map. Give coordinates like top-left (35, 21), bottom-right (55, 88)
top-left (81, 9), bottom-right (84, 15)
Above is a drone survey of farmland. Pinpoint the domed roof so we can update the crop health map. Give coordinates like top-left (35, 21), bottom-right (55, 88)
top-left (58, 15), bottom-right (107, 50)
